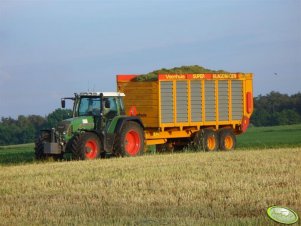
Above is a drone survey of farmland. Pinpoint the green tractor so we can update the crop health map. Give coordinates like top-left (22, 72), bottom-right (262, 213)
top-left (35, 92), bottom-right (144, 160)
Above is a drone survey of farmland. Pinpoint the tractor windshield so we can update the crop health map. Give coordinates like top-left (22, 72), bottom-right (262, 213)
top-left (78, 97), bottom-right (101, 116)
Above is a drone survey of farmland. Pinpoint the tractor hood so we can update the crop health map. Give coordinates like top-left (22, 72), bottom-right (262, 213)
top-left (57, 116), bottom-right (95, 136)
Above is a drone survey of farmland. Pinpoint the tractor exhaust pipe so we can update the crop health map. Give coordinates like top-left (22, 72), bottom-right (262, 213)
top-left (51, 128), bottom-right (56, 143)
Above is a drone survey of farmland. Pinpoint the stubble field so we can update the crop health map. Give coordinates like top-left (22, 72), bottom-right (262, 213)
top-left (1, 124), bottom-right (301, 225)
top-left (1, 147), bottom-right (301, 225)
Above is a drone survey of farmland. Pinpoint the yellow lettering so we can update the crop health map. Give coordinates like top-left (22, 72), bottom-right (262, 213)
top-left (165, 74), bottom-right (186, 79)
top-left (192, 74), bottom-right (205, 79)
top-left (213, 74), bottom-right (237, 79)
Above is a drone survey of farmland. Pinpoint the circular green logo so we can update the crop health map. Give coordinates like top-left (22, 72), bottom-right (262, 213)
top-left (267, 206), bottom-right (299, 225)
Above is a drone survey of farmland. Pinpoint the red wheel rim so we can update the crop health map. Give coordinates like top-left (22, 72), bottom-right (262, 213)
top-left (85, 139), bottom-right (98, 159)
top-left (125, 130), bottom-right (141, 156)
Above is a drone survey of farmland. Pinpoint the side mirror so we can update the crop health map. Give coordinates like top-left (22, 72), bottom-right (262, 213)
top-left (61, 99), bottom-right (66, 108)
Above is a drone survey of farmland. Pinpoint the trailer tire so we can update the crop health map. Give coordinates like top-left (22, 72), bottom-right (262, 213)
top-left (204, 129), bottom-right (219, 152)
top-left (156, 143), bottom-right (174, 153)
top-left (193, 130), bottom-right (205, 151)
top-left (115, 121), bottom-right (144, 157)
top-left (71, 132), bottom-right (101, 160)
top-left (194, 129), bottom-right (219, 152)
top-left (219, 129), bottom-right (236, 151)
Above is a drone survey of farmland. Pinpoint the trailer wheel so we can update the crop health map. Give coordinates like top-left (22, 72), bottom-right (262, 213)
top-left (203, 129), bottom-right (219, 152)
top-left (156, 143), bottom-right (174, 153)
top-left (194, 129), bottom-right (219, 152)
top-left (115, 121), bottom-right (144, 157)
top-left (193, 130), bottom-right (204, 151)
top-left (34, 132), bottom-right (50, 160)
top-left (71, 132), bottom-right (101, 160)
top-left (219, 129), bottom-right (236, 151)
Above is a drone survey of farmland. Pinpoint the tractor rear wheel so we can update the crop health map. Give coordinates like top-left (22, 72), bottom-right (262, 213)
top-left (115, 121), bottom-right (144, 157)
top-left (219, 129), bottom-right (236, 151)
top-left (70, 132), bottom-right (101, 160)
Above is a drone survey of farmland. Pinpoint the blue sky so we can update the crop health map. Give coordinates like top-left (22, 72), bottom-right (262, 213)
top-left (0, 0), bottom-right (300, 118)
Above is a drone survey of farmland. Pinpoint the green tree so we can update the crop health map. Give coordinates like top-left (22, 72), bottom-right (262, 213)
top-left (251, 109), bottom-right (270, 126)
top-left (0, 110), bottom-right (71, 145)
top-left (46, 108), bottom-right (72, 128)
top-left (251, 91), bottom-right (301, 126)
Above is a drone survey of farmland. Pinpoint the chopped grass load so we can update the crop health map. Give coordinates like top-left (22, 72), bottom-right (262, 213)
top-left (135, 65), bottom-right (230, 81)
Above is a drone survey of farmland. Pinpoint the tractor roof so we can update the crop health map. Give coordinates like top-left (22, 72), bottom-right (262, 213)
top-left (79, 92), bottom-right (125, 97)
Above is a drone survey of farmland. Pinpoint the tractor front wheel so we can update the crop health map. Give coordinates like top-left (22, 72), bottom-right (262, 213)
top-left (34, 132), bottom-right (63, 160)
top-left (71, 132), bottom-right (101, 160)
top-left (34, 132), bottom-right (50, 160)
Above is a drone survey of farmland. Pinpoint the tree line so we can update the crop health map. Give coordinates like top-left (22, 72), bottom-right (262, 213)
top-left (0, 109), bottom-right (72, 145)
top-left (252, 91), bottom-right (301, 126)
top-left (0, 91), bottom-right (300, 145)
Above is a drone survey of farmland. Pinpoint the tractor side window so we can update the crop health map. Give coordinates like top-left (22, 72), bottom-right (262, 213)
top-left (103, 97), bottom-right (117, 119)
top-left (116, 97), bottom-right (125, 114)
top-left (109, 97), bottom-right (117, 112)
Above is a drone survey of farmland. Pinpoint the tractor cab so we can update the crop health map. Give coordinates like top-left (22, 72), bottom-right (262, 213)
top-left (60, 92), bottom-right (126, 136)
top-left (61, 92), bottom-right (126, 118)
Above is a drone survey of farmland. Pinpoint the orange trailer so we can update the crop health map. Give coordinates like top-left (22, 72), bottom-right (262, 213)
top-left (117, 73), bottom-right (253, 151)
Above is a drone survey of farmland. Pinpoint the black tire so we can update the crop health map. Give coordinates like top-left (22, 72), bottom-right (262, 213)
top-left (193, 129), bottom-right (219, 152)
top-left (70, 132), bottom-right (101, 160)
top-left (219, 129), bottom-right (236, 151)
top-left (193, 130), bottom-right (205, 151)
top-left (156, 143), bottom-right (174, 153)
top-left (34, 132), bottom-right (50, 160)
top-left (156, 144), bottom-right (165, 153)
top-left (203, 129), bottom-right (219, 152)
top-left (115, 121), bottom-right (144, 157)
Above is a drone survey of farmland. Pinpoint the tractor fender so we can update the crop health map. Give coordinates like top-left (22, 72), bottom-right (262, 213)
top-left (78, 129), bottom-right (102, 139)
top-left (115, 116), bottom-right (144, 134)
